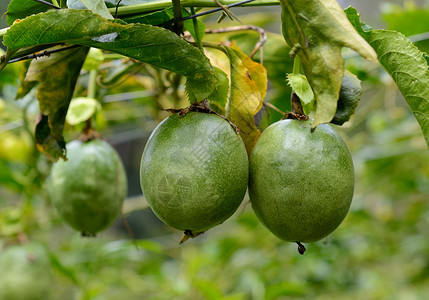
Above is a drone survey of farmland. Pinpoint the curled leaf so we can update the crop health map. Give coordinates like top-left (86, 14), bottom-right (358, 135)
top-left (280, 0), bottom-right (377, 128)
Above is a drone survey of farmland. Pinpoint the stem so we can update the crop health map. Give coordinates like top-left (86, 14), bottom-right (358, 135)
top-left (190, 7), bottom-right (204, 51)
top-left (201, 41), bottom-right (226, 53)
top-left (0, 49), bottom-right (17, 72)
top-left (108, 0), bottom-right (280, 16)
top-left (292, 55), bottom-right (301, 75)
top-left (87, 69), bottom-right (98, 99)
top-left (171, 0), bottom-right (183, 34)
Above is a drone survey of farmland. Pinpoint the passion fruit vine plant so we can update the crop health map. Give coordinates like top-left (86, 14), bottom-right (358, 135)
top-left (1, 0), bottom-right (428, 254)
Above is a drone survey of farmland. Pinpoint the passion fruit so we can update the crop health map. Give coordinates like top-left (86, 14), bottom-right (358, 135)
top-left (0, 243), bottom-right (52, 300)
top-left (49, 139), bottom-right (127, 235)
top-left (140, 112), bottom-right (249, 236)
top-left (249, 119), bottom-right (354, 244)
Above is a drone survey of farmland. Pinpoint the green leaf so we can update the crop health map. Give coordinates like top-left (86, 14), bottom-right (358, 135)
top-left (123, 8), bottom-right (206, 41)
top-left (26, 46), bottom-right (89, 160)
top-left (69, 0), bottom-right (113, 19)
top-left (15, 61), bottom-right (37, 100)
top-left (66, 97), bottom-right (101, 125)
top-left (5, 0), bottom-right (52, 26)
top-left (3, 9), bottom-right (125, 49)
top-left (224, 45), bottom-right (267, 155)
top-left (279, 0), bottom-right (377, 128)
top-left (35, 114), bottom-right (66, 161)
top-left (207, 67), bottom-right (229, 115)
top-left (3, 9), bottom-right (216, 101)
top-left (287, 73), bottom-right (314, 105)
top-left (346, 7), bottom-right (429, 148)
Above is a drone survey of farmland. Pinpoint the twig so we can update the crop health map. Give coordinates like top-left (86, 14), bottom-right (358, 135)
top-left (171, 0), bottom-right (184, 34)
top-left (263, 101), bottom-right (285, 115)
top-left (109, 0), bottom-right (279, 17)
top-left (114, 0), bottom-right (123, 18)
top-left (7, 45), bottom-right (80, 64)
top-left (213, 0), bottom-right (242, 24)
top-left (177, 0), bottom-right (255, 22)
top-left (190, 7), bottom-right (204, 51)
top-left (204, 25), bottom-right (267, 61)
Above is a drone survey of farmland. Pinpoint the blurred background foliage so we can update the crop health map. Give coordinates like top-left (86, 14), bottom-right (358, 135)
top-left (1, 1), bottom-right (429, 299)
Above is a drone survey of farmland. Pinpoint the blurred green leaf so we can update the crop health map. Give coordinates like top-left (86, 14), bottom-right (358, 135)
top-left (66, 97), bottom-right (100, 125)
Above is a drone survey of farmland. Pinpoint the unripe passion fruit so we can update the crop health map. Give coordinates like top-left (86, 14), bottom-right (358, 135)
top-left (140, 112), bottom-right (249, 236)
top-left (0, 243), bottom-right (52, 300)
top-left (49, 139), bottom-right (127, 235)
top-left (249, 119), bottom-right (354, 243)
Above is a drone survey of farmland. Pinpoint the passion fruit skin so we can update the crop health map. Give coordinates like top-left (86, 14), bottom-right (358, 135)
top-left (140, 112), bottom-right (249, 233)
top-left (249, 119), bottom-right (354, 243)
top-left (49, 139), bottom-right (127, 234)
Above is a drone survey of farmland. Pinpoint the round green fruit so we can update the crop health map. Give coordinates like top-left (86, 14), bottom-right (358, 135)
top-left (140, 112), bottom-right (249, 234)
top-left (0, 243), bottom-right (52, 300)
top-left (249, 119), bottom-right (354, 243)
top-left (331, 70), bottom-right (362, 125)
top-left (49, 139), bottom-right (127, 235)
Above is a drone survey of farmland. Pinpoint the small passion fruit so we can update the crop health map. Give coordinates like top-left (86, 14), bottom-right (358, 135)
top-left (140, 112), bottom-right (249, 238)
top-left (48, 139), bottom-right (127, 235)
top-left (0, 243), bottom-right (53, 300)
top-left (249, 119), bottom-right (354, 244)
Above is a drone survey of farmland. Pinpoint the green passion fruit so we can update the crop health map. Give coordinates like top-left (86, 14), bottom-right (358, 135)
top-left (0, 243), bottom-right (52, 300)
top-left (140, 112), bottom-right (249, 237)
top-left (49, 139), bottom-right (127, 235)
top-left (249, 119), bottom-right (354, 245)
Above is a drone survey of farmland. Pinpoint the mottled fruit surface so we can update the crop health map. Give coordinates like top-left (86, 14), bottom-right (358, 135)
top-left (49, 139), bottom-right (127, 234)
top-left (249, 119), bottom-right (354, 243)
top-left (140, 112), bottom-right (249, 233)
top-left (0, 243), bottom-right (52, 300)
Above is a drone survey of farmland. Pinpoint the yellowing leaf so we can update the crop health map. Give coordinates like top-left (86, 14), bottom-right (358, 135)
top-left (224, 46), bottom-right (267, 155)
top-left (280, 0), bottom-right (377, 128)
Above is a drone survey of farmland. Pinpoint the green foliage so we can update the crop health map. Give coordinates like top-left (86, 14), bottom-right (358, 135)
top-left (280, 0), bottom-right (376, 127)
top-left (346, 6), bottom-right (429, 148)
top-left (6, 0), bottom-right (53, 25)
top-left (1, 1), bottom-right (429, 299)
top-left (3, 9), bottom-right (217, 101)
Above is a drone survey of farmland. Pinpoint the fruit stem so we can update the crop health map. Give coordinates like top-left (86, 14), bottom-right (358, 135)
top-left (87, 69), bottom-right (98, 99)
top-left (296, 241), bottom-right (306, 255)
top-left (171, 0), bottom-right (184, 34)
top-left (180, 230), bottom-right (205, 244)
top-left (190, 7), bottom-right (204, 52)
top-left (292, 55), bottom-right (302, 75)
top-left (283, 92), bottom-right (308, 121)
